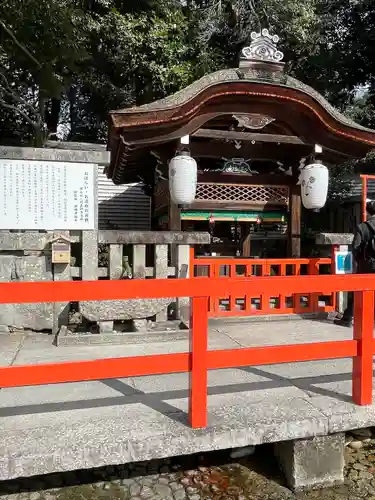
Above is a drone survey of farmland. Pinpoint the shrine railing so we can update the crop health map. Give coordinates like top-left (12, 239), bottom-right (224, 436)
top-left (190, 250), bottom-right (335, 316)
top-left (0, 275), bottom-right (372, 429)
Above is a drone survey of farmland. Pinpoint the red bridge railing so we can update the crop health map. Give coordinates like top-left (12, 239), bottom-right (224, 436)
top-left (190, 250), bottom-right (335, 316)
top-left (0, 274), bottom-right (372, 429)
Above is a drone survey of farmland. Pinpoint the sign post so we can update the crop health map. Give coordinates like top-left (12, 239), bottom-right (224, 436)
top-left (334, 247), bottom-right (353, 275)
top-left (332, 244), bottom-right (353, 313)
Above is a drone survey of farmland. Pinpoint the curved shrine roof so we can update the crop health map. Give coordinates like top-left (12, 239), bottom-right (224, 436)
top-left (108, 30), bottom-right (375, 183)
top-left (110, 68), bottom-right (373, 137)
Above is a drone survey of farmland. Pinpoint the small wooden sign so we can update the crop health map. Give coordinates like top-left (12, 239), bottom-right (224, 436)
top-left (51, 236), bottom-right (71, 264)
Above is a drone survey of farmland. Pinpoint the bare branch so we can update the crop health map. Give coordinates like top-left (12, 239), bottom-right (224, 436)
top-left (0, 72), bottom-right (41, 116)
top-left (0, 20), bottom-right (42, 69)
top-left (0, 98), bottom-right (41, 129)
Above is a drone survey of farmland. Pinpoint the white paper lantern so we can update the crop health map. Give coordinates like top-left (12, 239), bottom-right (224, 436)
top-left (169, 152), bottom-right (197, 205)
top-left (299, 162), bottom-right (329, 210)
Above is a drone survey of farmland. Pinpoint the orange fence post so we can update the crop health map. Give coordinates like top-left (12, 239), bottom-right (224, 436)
top-left (189, 295), bottom-right (209, 428)
top-left (209, 262), bottom-right (218, 314)
top-left (308, 259), bottom-right (320, 312)
top-left (189, 246), bottom-right (195, 275)
top-left (352, 290), bottom-right (374, 405)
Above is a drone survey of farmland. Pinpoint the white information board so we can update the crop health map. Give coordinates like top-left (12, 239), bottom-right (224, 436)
top-left (0, 160), bottom-right (96, 230)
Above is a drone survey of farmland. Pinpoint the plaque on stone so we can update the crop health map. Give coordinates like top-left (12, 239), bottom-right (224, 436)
top-left (0, 160), bottom-right (96, 230)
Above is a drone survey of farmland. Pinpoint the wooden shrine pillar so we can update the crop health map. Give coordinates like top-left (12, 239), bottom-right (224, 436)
top-left (288, 184), bottom-right (301, 257)
top-left (168, 200), bottom-right (181, 231)
top-left (168, 200), bottom-right (181, 269)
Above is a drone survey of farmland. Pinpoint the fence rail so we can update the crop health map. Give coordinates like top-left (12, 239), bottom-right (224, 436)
top-left (0, 274), bottom-right (373, 429)
top-left (190, 251), bottom-right (335, 316)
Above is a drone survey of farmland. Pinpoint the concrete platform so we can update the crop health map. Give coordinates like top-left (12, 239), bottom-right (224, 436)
top-left (0, 318), bottom-right (373, 481)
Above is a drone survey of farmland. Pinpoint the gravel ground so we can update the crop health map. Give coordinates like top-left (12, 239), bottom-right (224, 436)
top-left (2, 430), bottom-right (375, 500)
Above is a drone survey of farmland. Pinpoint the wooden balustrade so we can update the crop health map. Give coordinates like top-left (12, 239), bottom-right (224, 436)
top-left (190, 251), bottom-right (335, 316)
top-left (0, 274), bottom-right (372, 428)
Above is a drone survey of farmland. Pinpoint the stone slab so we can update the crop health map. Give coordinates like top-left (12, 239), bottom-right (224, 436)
top-left (315, 233), bottom-right (353, 245)
top-left (98, 230), bottom-right (210, 245)
top-left (58, 331), bottom-right (190, 346)
top-left (132, 369), bottom-right (309, 406)
top-left (214, 319), bottom-right (353, 347)
top-left (0, 333), bottom-right (25, 366)
top-left (0, 319), bottom-right (373, 481)
top-left (9, 330), bottom-right (238, 366)
top-left (0, 395), bottom-right (328, 481)
top-left (0, 145), bottom-right (110, 165)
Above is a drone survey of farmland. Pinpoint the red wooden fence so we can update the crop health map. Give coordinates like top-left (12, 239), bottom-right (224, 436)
top-left (190, 250), bottom-right (335, 316)
top-left (0, 274), bottom-right (372, 429)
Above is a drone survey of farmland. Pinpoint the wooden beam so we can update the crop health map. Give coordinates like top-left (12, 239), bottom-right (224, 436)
top-left (190, 141), bottom-right (308, 162)
top-left (198, 171), bottom-right (297, 186)
top-left (288, 184), bottom-right (301, 258)
top-left (169, 201), bottom-right (181, 231)
top-left (189, 200), bottom-right (287, 211)
top-left (192, 129), bottom-right (308, 145)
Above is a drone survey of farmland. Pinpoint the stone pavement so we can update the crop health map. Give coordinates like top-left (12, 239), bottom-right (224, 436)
top-left (0, 318), bottom-right (374, 482)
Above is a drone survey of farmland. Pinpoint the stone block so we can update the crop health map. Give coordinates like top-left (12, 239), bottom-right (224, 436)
top-left (81, 239), bottom-right (172, 321)
top-left (315, 233), bottom-right (353, 246)
top-left (132, 319), bottom-right (149, 332)
top-left (98, 321), bottom-right (114, 334)
top-left (155, 245), bottom-right (168, 322)
top-left (80, 298), bottom-right (173, 322)
top-left (0, 254), bottom-right (66, 330)
top-left (274, 433), bottom-right (345, 490)
top-left (176, 245), bottom-right (190, 322)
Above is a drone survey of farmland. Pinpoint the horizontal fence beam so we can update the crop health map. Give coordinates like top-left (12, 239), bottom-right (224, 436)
top-left (0, 274), bottom-right (374, 304)
top-left (0, 340), bottom-right (358, 389)
top-left (98, 230), bottom-right (210, 245)
top-left (70, 266), bottom-right (177, 279)
top-left (194, 258), bottom-right (332, 265)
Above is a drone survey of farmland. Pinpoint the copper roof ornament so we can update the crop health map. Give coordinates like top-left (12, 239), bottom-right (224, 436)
top-left (242, 29), bottom-right (284, 63)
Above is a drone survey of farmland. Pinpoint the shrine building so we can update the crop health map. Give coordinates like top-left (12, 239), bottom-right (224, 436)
top-left (106, 29), bottom-right (375, 259)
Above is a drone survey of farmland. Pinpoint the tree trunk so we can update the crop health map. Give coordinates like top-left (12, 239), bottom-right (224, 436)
top-left (33, 94), bottom-right (46, 147)
top-left (45, 98), bottom-right (61, 137)
top-left (67, 85), bottom-right (78, 140)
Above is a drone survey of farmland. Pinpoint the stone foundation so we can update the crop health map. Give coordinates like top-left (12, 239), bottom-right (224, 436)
top-left (275, 433), bottom-right (345, 490)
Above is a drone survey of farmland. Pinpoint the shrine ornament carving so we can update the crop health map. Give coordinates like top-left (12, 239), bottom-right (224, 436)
top-left (233, 113), bottom-right (276, 130)
top-left (242, 28), bottom-right (284, 63)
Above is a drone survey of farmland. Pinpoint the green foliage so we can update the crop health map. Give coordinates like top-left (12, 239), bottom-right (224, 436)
top-left (345, 92), bottom-right (375, 130)
top-left (69, 3), bottom-right (195, 141)
top-left (1, 0), bottom-right (375, 146)
top-left (0, 0), bottom-right (89, 144)
top-left (0, 0), bottom-right (196, 143)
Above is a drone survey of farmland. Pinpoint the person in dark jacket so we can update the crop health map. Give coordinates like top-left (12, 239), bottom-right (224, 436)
top-left (335, 200), bottom-right (375, 327)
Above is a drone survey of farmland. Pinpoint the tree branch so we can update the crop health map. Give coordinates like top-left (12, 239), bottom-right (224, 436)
top-left (0, 72), bottom-right (41, 116)
top-left (0, 20), bottom-right (42, 69)
top-left (0, 98), bottom-right (40, 129)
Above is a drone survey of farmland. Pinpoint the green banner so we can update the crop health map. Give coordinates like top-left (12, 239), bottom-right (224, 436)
top-left (180, 210), bottom-right (287, 222)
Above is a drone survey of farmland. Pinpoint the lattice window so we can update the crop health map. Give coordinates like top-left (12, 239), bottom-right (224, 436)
top-left (195, 183), bottom-right (289, 204)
